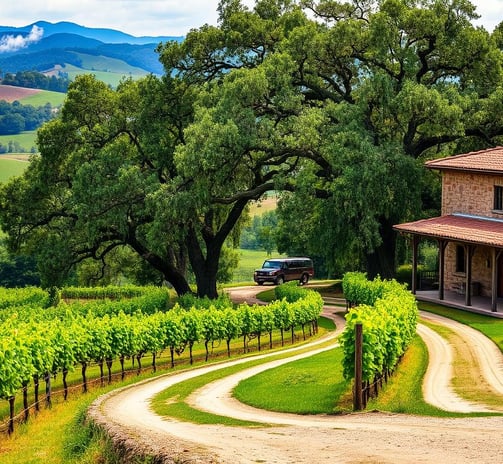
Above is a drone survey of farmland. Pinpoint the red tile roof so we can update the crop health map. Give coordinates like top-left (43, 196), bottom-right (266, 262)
top-left (394, 214), bottom-right (503, 247)
top-left (425, 147), bottom-right (503, 174)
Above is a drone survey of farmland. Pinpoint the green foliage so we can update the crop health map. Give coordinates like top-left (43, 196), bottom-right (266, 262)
top-left (341, 272), bottom-right (418, 382)
top-left (2, 71), bottom-right (69, 93)
top-left (0, 286), bottom-right (50, 309)
top-left (0, 284), bottom-right (324, 401)
top-left (240, 210), bottom-right (279, 252)
top-left (275, 280), bottom-right (308, 302)
top-left (3, 0), bottom-right (503, 297)
top-left (0, 100), bottom-right (54, 135)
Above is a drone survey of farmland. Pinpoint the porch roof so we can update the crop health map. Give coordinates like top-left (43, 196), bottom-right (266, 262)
top-left (393, 214), bottom-right (503, 248)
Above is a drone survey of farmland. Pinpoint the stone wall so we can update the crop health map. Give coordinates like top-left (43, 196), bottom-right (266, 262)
top-left (441, 171), bottom-right (503, 217)
top-left (444, 243), bottom-right (493, 297)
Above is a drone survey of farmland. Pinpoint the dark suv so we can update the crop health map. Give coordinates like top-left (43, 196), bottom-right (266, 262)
top-left (253, 257), bottom-right (314, 286)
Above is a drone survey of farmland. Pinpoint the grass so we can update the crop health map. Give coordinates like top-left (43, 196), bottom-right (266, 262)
top-left (421, 319), bottom-right (503, 411)
top-left (233, 347), bottom-right (351, 414)
top-left (19, 91), bottom-right (67, 107)
top-left (0, 370), bottom-right (159, 464)
top-left (0, 158), bottom-right (29, 183)
top-left (62, 63), bottom-right (148, 88)
top-left (2, 295), bottom-right (502, 463)
top-left (418, 301), bottom-right (503, 351)
top-left (0, 131), bottom-right (38, 155)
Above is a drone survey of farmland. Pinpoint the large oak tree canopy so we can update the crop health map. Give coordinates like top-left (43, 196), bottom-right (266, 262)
top-left (1, 0), bottom-right (503, 295)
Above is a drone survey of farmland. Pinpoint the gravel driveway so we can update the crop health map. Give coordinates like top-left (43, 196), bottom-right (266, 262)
top-left (88, 287), bottom-right (503, 463)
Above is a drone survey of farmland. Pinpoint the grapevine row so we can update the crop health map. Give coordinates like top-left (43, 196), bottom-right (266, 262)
top-left (340, 272), bottom-right (418, 382)
top-left (0, 285), bottom-right (323, 432)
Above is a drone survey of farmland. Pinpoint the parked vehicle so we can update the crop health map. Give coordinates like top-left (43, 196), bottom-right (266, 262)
top-left (253, 257), bottom-right (314, 285)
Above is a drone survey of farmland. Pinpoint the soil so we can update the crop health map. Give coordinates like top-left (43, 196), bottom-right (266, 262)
top-left (0, 84), bottom-right (40, 102)
top-left (88, 286), bottom-right (503, 464)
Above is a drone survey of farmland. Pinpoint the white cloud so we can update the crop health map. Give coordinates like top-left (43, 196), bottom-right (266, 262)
top-left (0, 25), bottom-right (44, 53)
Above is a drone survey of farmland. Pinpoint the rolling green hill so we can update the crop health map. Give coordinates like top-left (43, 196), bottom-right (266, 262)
top-left (62, 61), bottom-right (147, 87)
top-left (20, 90), bottom-right (67, 106)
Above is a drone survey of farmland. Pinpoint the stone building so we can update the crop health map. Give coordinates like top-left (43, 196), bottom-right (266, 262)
top-left (394, 147), bottom-right (503, 313)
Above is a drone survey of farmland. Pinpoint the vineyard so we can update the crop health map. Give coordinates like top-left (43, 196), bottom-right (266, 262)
top-left (340, 272), bottom-right (418, 407)
top-left (0, 284), bottom-right (323, 433)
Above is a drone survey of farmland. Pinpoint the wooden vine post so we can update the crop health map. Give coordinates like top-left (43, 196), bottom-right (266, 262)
top-left (354, 323), bottom-right (363, 411)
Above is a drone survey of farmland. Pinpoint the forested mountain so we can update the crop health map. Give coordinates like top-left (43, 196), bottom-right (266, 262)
top-left (0, 21), bottom-right (183, 75)
top-left (0, 20), bottom-right (181, 45)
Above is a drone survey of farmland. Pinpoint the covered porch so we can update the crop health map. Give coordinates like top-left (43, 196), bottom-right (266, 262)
top-left (415, 288), bottom-right (503, 318)
top-left (394, 213), bottom-right (503, 318)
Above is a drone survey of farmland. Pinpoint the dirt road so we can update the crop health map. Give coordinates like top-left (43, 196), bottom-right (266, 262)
top-left (89, 286), bottom-right (503, 463)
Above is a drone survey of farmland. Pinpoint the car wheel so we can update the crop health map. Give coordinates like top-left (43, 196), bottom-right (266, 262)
top-left (276, 276), bottom-right (284, 285)
top-left (300, 274), bottom-right (309, 285)
top-left (257, 281), bottom-right (264, 285)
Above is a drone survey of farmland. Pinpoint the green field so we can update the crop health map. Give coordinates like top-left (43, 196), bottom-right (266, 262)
top-left (63, 60), bottom-right (149, 88)
top-left (0, 131), bottom-right (38, 154)
top-left (0, 157), bottom-right (29, 183)
top-left (20, 90), bottom-right (67, 107)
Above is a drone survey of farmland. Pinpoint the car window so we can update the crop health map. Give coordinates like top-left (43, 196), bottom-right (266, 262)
top-left (263, 261), bottom-right (281, 269)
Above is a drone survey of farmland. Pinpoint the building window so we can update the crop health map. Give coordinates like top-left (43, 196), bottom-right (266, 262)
top-left (455, 245), bottom-right (465, 273)
top-left (494, 186), bottom-right (503, 211)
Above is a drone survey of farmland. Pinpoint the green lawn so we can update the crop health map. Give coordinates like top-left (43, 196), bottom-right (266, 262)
top-left (0, 158), bottom-right (29, 183)
top-left (234, 347), bottom-right (351, 414)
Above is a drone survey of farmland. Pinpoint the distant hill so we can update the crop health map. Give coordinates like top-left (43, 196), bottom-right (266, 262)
top-left (0, 21), bottom-right (182, 45)
top-left (0, 21), bottom-right (184, 77)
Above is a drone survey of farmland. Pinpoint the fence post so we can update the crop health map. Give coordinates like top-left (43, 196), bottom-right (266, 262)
top-left (354, 323), bottom-right (363, 411)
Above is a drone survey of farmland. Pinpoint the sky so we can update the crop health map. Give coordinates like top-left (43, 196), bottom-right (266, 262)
top-left (0, 0), bottom-right (501, 38)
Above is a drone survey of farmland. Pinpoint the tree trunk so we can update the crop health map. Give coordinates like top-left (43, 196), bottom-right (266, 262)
top-left (44, 372), bottom-right (51, 408)
top-left (106, 358), bottom-right (113, 383)
top-left (120, 355), bottom-right (125, 380)
top-left (98, 360), bottom-right (104, 386)
top-left (81, 362), bottom-right (88, 393)
top-left (128, 237), bottom-right (191, 296)
top-left (365, 216), bottom-right (397, 279)
top-left (8, 396), bottom-right (15, 435)
top-left (33, 374), bottom-right (40, 411)
top-left (22, 383), bottom-right (29, 421)
top-left (63, 368), bottom-right (68, 400)
top-left (170, 347), bottom-right (175, 368)
top-left (136, 354), bottom-right (142, 375)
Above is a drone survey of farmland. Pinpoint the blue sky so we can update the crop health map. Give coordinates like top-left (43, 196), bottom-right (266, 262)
top-left (0, 0), bottom-right (501, 37)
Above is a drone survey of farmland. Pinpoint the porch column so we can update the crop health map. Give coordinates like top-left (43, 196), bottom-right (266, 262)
top-left (465, 245), bottom-right (476, 307)
top-left (491, 249), bottom-right (502, 312)
top-left (438, 240), bottom-right (447, 301)
top-left (411, 235), bottom-right (419, 294)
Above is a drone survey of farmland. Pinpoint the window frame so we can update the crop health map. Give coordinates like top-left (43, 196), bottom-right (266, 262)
top-left (494, 185), bottom-right (503, 211)
top-left (455, 244), bottom-right (466, 274)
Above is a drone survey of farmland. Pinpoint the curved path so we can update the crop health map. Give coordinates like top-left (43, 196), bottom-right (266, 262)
top-left (89, 287), bottom-right (503, 464)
